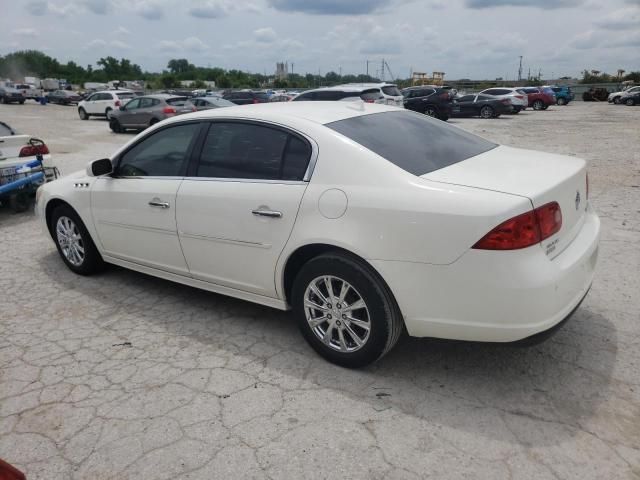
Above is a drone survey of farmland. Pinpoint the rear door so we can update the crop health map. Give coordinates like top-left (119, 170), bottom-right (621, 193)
top-left (176, 120), bottom-right (313, 297)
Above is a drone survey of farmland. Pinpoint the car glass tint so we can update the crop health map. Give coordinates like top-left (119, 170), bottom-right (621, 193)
top-left (117, 92), bottom-right (135, 99)
top-left (117, 123), bottom-right (199, 177)
top-left (125, 99), bottom-right (140, 109)
top-left (255, 93), bottom-right (269, 100)
top-left (381, 86), bottom-right (401, 96)
top-left (458, 95), bottom-right (474, 102)
top-left (360, 89), bottom-right (382, 101)
top-left (139, 98), bottom-right (154, 108)
top-left (197, 123), bottom-right (288, 180)
top-left (0, 123), bottom-right (13, 136)
top-left (166, 97), bottom-right (188, 106)
top-left (282, 135), bottom-right (312, 181)
top-left (326, 111), bottom-right (497, 176)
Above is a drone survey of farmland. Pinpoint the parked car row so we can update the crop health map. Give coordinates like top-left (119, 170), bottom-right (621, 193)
top-left (608, 85), bottom-right (640, 105)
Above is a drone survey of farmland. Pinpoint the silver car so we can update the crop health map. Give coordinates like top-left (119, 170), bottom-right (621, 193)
top-left (109, 94), bottom-right (195, 133)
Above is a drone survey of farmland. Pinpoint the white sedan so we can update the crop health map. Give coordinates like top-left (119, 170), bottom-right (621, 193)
top-left (36, 103), bottom-right (600, 367)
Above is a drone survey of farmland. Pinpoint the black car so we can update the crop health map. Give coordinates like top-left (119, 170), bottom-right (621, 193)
top-left (453, 94), bottom-right (511, 118)
top-left (223, 91), bottom-right (270, 105)
top-left (623, 92), bottom-right (640, 106)
top-left (47, 90), bottom-right (83, 105)
top-left (401, 86), bottom-right (455, 121)
top-left (0, 87), bottom-right (25, 104)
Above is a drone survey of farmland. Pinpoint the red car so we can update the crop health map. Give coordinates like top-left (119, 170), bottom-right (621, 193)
top-left (518, 87), bottom-right (555, 110)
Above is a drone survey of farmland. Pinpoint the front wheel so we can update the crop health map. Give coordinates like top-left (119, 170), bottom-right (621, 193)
top-left (626, 98), bottom-right (635, 106)
top-left (78, 107), bottom-right (88, 120)
top-left (557, 97), bottom-right (567, 105)
top-left (424, 105), bottom-right (438, 118)
top-left (613, 97), bottom-right (621, 105)
top-left (105, 107), bottom-right (113, 119)
top-left (109, 118), bottom-right (123, 133)
top-left (51, 205), bottom-right (104, 275)
top-left (292, 252), bottom-right (403, 368)
top-left (532, 100), bottom-right (544, 110)
top-left (480, 105), bottom-right (494, 119)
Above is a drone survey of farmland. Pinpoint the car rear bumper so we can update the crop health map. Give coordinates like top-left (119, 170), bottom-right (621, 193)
top-left (371, 204), bottom-right (600, 342)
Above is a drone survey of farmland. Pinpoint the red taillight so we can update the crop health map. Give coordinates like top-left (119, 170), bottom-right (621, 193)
top-left (252, 99), bottom-right (259, 104)
top-left (191, 106), bottom-right (197, 112)
top-left (363, 99), bottom-right (375, 103)
top-left (515, 95), bottom-right (524, 99)
top-left (19, 143), bottom-right (50, 157)
top-left (162, 106), bottom-right (177, 114)
top-left (115, 100), bottom-right (121, 107)
top-left (473, 202), bottom-right (562, 250)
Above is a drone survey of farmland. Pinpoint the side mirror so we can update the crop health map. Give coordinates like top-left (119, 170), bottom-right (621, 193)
top-left (87, 158), bottom-right (113, 177)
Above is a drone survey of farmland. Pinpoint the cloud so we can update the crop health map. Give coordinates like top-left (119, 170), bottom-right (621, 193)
top-left (189, 0), bottom-right (229, 18)
top-left (595, 6), bottom-right (640, 30)
top-left (466, 0), bottom-right (583, 8)
top-left (326, 18), bottom-right (406, 57)
top-left (267, 0), bottom-right (387, 15)
top-left (115, 26), bottom-right (131, 34)
top-left (81, 0), bottom-right (111, 14)
top-left (84, 38), bottom-right (132, 50)
top-left (135, 0), bottom-right (164, 19)
top-left (159, 36), bottom-right (209, 52)
top-left (25, 0), bottom-right (74, 16)
top-left (254, 27), bottom-right (278, 43)
top-left (12, 28), bottom-right (39, 37)
top-left (569, 28), bottom-right (640, 50)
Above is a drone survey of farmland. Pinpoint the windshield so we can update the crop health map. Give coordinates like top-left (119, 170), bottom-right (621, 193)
top-left (326, 111), bottom-right (497, 176)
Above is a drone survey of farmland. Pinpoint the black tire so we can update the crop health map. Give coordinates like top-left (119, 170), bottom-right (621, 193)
top-left (613, 97), bottom-right (621, 105)
top-left (19, 100), bottom-right (25, 105)
top-left (291, 252), bottom-right (403, 368)
top-left (542, 105), bottom-right (549, 110)
top-left (479, 105), bottom-right (494, 119)
top-left (532, 100), bottom-right (544, 111)
top-left (149, 118), bottom-right (159, 128)
top-left (424, 105), bottom-right (438, 118)
top-left (109, 118), bottom-right (123, 133)
top-left (625, 98), bottom-right (634, 106)
top-left (50, 204), bottom-right (104, 275)
top-left (105, 107), bottom-right (112, 119)
top-left (0, 96), bottom-right (6, 104)
top-left (557, 97), bottom-right (567, 106)
top-left (10, 193), bottom-right (31, 213)
top-left (78, 107), bottom-right (88, 120)
top-left (439, 114), bottom-right (449, 121)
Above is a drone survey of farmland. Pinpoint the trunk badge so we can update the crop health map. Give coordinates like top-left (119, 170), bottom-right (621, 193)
top-left (575, 191), bottom-right (581, 210)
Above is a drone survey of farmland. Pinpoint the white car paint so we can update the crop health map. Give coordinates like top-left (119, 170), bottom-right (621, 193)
top-left (0, 123), bottom-right (54, 174)
top-left (479, 87), bottom-right (529, 110)
top-left (608, 85), bottom-right (640, 103)
top-left (37, 102), bottom-right (599, 346)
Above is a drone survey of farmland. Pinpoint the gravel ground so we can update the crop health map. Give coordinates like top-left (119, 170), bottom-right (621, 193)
top-left (1, 101), bottom-right (639, 480)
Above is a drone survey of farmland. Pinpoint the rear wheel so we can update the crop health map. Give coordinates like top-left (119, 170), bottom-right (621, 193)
top-left (532, 100), bottom-right (544, 110)
top-left (424, 105), bottom-right (438, 118)
top-left (557, 97), bottom-right (567, 105)
top-left (109, 118), bottom-right (123, 133)
top-left (0, 97), bottom-right (5, 104)
top-left (149, 118), bottom-right (159, 128)
top-left (105, 107), bottom-right (113, 119)
top-left (292, 252), bottom-right (403, 368)
top-left (479, 105), bottom-right (494, 119)
top-left (19, 100), bottom-right (25, 105)
top-left (78, 107), bottom-right (88, 120)
top-left (626, 98), bottom-right (635, 106)
top-left (51, 205), bottom-right (104, 275)
top-left (613, 97), bottom-right (621, 105)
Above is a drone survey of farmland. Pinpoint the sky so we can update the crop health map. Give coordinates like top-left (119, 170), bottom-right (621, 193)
top-left (1, 0), bottom-right (639, 80)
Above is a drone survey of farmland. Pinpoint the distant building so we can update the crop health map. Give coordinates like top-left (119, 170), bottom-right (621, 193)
top-left (275, 62), bottom-right (288, 81)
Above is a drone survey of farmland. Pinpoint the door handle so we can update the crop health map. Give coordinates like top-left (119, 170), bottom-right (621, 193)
top-left (252, 209), bottom-right (282, 218)
top-left (149, 200), bottom-right (170, 209)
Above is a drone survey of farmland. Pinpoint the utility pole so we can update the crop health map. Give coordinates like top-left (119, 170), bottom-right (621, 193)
top-left (339, 66), bottom-right (342, 77)
top-left (381, 58), bottom-right (385, 81)
top-left (518, 55), bottom-right (523, 82)
top-left (366, 60), bottom-right (369, 77)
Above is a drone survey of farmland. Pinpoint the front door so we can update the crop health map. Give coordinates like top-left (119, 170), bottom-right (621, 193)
top-left (176, 121), bottom-right (313, 297)
top-left (117, 98), bottom-right (141, 127)
top-left (91, 122), bottom-right (201, 274)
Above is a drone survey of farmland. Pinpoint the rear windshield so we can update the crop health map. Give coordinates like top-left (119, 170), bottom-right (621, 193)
top-left (254, 93), bottom-right (270, 100)
top-left (117, 92), bottom-right (135, 99)
top-left (166, 97), bottom-right (188, 106)
top-left (360, 89), bottom-right (383, 101)
top-left (382, 85), bottom-right (401, 96)
top-left (326, 111), bottom-right (497, 176)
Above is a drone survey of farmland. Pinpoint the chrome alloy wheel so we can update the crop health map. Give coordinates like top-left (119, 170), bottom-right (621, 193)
top-left (56, 216), bottom-right (85, 266)
top-left (303, 276), bottom-right (371, 353)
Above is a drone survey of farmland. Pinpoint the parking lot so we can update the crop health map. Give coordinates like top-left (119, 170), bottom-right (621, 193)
top-left (1, 102), bottom-right (639, 479)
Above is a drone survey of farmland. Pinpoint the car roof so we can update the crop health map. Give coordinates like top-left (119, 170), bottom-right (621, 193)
top-left (164, 101), bottom-right (401, 126)
top-left (339, 82), bottom-right (397, 88)
top-left (142, 94), bottom-right (184, 100)
top-left (301, 85), bottom-right (379, 93)
top-left (93, 89), bottom-right (134, 94)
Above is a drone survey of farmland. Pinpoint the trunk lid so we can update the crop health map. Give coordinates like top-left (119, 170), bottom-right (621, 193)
top-left (0, 134), bottom-right (30, 162)
top-left (423, 145), bottom-right (588, 258)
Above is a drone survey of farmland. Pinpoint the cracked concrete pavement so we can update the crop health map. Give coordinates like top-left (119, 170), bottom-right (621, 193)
top-left (1, 102), bottom-right (639, 479)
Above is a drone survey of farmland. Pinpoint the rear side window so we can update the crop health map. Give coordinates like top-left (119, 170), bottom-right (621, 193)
top-left (196, 122), bottom-right (311, 181)
top-left (360, 89), bottom-right (383, 102)
top-left (254, 93), bottom-right (269, 101)
top-left (326, 111), bottom-right (497, 176)
top-left (552, 87), bottom-right (561, 93)
top-left (117, 92), bottom-right (135, 100)
top-left (457, 95), bottom-right (474, 102)
top-left (382, 86), bottom-right (401, 96)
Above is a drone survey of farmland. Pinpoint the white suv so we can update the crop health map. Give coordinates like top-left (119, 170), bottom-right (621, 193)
top-left (339, 83), bottom-right (404, 107)
top-left (292, 85), bottom-right (385, 103)
top-left (77, 90), bottom-right (137, 120)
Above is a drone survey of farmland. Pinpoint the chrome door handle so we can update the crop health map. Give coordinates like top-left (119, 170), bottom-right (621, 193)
top-left (148, 200), bottom-right (170, 209)
top-left (252, 209), bottom-right (282, 218)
